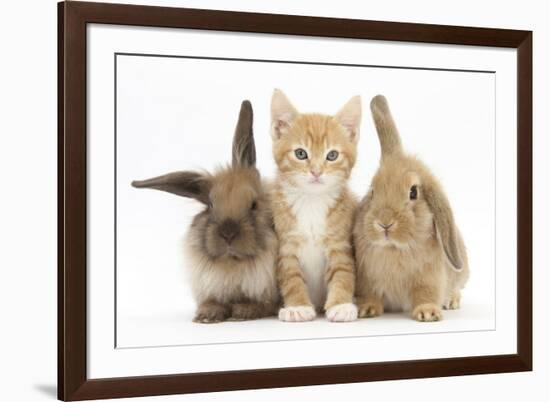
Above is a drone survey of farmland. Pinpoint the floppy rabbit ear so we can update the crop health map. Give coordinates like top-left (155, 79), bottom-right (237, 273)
top-left (424, 183), bottom-right (463, 271)
top-left (370, 95), bottom-right (404, 159)
top-left (232, 100), bottom-right (256, 168)
top-left (132, 171), bottom-right (211, 205)
top-left (271, 89), bottom-right (298, 140)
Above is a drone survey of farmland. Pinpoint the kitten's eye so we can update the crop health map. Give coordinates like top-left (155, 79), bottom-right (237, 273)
top-left (251, 201), bottom-right (257, 211)
top-left (294, 148), bottom-right (308, 160)
top-left (409, 185), bottom-right (418, 200)
top-left (326, 150), bottom-right (339, 161)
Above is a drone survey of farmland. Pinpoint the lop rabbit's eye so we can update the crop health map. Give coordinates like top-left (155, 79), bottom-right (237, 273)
top-left (294, 148), bottom-right (308, 160)
top-left (251, 201), bottom-right (257, 211)
top-left (326, 150), bottom-right (339, 161)
top-left (409, 185), bottom-right (418, 200)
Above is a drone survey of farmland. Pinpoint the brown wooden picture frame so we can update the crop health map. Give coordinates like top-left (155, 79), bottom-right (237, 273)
top-left (58, 1), bottom-right (532, 400)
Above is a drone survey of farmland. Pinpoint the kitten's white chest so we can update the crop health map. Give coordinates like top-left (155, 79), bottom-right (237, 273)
top-left (291, 193), bottom-right (330, 242)
top-left (285, 189), bottom-right (338, 310)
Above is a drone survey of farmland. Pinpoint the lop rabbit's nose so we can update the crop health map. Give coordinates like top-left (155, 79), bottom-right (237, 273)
top-left (219, 219), bottom-right (240, 243)
top-left (378, 222), bottom-right (394, 230)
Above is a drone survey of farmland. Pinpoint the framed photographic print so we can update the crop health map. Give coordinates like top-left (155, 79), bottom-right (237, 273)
top-left (58, 1), bottom-right (532, 400)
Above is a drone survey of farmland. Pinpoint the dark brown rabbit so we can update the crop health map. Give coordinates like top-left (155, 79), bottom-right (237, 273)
top-left (132, 101), bottom-right (279, 323)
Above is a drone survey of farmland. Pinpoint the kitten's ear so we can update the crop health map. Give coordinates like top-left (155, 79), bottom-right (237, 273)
top-left (335, 96), bottom-right (362, 144)
top-left (271, 89), bottom-right (298, 140)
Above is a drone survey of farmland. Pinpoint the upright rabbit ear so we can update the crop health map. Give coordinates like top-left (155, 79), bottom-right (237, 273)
top-left (132, 171), bottom-right (211, 205)
top-left (232, 100), bottom-right (256, 168)
top-left (271, 89), bottom-right (298, 140)
top-left (424, 182), bottom-right (463, 271)
top-left (370, 95), bottom-right (404, 159)
top-left (335, 95), bottom-right (362, 144)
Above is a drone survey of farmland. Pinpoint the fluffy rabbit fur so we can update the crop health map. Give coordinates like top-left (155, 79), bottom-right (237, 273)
top-left (132, 101), bottom-right (279, 323)
top-left (353, 95), bottom-right (469, 322)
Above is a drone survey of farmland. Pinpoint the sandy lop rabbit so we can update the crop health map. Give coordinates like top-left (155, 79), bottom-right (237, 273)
top-left (353, 95), bottom-right (469, 322)
top-left (132, 101), bottom-right (279, 323)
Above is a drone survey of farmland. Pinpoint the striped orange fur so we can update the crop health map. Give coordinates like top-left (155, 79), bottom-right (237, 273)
top-left (269, 89), bottom-right (362, 322)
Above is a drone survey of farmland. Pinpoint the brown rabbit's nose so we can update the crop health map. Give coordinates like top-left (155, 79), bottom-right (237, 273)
top-left (219, 219), bottom-right (240, 243)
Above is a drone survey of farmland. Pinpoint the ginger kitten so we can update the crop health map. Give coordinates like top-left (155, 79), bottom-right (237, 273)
top-left (270, 89), bottom-right (361, 322)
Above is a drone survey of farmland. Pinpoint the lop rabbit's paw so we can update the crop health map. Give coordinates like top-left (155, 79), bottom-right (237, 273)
top-left (412, 303), bottom-right (443, 322)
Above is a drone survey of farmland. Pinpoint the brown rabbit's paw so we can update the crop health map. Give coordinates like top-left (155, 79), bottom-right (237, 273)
top-left (358, 300), bottom-right (384, 318)
top-left (193, 304), bottom-right (228, 323)
top-left (230, 303), bottom-right (265, 321)
top-left (278, 305), bottom-right (316, 322)
top-left (412, 303), bottom-right (443, 322)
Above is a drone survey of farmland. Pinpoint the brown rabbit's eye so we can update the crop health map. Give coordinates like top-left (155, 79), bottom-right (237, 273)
top-left (409, 185), bottom-right (418, 200)
top-left (251, 201), bottom-right (257, 211)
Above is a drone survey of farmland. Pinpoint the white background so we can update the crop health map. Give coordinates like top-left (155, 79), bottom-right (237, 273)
top-left (116, 41), bottom-right (496, 348)
top-left (0, 0), bottom-right (546, 401)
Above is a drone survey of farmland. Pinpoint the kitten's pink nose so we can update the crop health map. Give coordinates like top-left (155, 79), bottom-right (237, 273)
top-left (310, 170), bottom-right (321, 178)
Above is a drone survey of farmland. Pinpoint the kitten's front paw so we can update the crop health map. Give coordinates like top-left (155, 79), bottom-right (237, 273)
top-left (358, 300), bottom-right (384, 318)
top-left (412, 303), bottom-right (443, 322)
top-left (326, 303), bottom-right (358, 322)
top-left (278, 305), bottom-right (316, 322)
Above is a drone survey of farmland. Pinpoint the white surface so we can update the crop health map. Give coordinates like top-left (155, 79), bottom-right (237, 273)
top-left (0, 0), bottom-right (547, 401)
top-left (87, 23), bottom-right (517, 378)
top-left (119, 304), bottom-right (494, 348)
